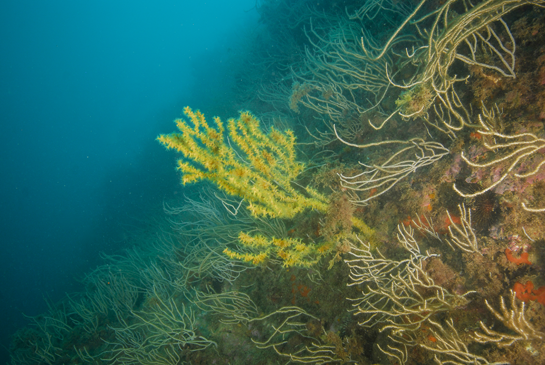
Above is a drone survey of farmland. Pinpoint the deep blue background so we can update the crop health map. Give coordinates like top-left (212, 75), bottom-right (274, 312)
top-left (0, 1), bottom-right (257, 363)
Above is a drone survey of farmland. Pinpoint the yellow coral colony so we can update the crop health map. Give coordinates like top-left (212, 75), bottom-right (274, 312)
top-left (157, 107), bottom-right (327, 219)
top-left (223, 232), bottom-right (330, 268)
top-left (158, 107), bottom-right (332, 267)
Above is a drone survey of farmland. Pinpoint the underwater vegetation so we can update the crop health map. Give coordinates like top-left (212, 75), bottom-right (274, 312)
top-left (9, 0), bottom-right (545, 364)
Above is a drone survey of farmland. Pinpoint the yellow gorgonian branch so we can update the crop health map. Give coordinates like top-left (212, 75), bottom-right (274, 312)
top-left (158, 107), bottom-right (327, 219)
top-left (224, 232), bottom-right (330, 268)
top-left (224, 219), bottom-right (375, 268)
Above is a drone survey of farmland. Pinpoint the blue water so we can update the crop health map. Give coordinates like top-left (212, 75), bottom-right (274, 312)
top-left (0, 1), bottom-right (256, 363)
